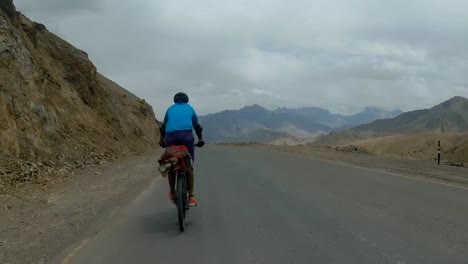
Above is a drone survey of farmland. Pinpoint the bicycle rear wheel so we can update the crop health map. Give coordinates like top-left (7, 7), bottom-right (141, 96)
top-left (176, 173), bottom-right (186, 232)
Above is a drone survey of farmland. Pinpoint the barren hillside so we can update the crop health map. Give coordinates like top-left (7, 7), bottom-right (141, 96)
top-left (313, 129), bottom-right (376, 145)
top-left (350, 133), bottom-right (468, 165)
top-left (355, 96), bottom-right (468, 133)
top-left (0, 1), bottom-right (159, 186)
top-left (315, 97), bottom-right (468, 146)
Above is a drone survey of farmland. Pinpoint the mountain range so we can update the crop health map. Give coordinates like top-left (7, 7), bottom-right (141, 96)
top-left (315, 96), bottom-right (468, 145)
top-left (275, 106), bottom-right (403, 128)
top-left (199, 105), bottom-right (402, 143)
top-left (355, 96), bottom-right (468, 133)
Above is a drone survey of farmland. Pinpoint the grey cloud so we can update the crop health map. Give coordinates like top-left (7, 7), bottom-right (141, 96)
top-left (16, 0), bottom-right (102, 15)
top-left (13, 0), bottom-right (468, 117)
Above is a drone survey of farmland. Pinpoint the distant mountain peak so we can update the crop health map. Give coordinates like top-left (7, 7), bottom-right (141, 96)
top-left (433, 96), bottom-right (467, 110)
top-left (241, 104), bottom-right (267, 111)
top-left (446, 96), bottom-right (466, 103)
top-left (247, 103), bottom-right (264, 108)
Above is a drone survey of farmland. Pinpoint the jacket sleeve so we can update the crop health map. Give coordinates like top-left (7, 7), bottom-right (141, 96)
top-left (191, 108), bottom-right (203, 140)
top-left (191, 109), bottom-right (199, 125)
top-left (160, 111), bottom-right (168, 137)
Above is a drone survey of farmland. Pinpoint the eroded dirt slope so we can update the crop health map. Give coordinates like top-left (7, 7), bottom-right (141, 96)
top-left (0, 1), bottom-right (160, 188)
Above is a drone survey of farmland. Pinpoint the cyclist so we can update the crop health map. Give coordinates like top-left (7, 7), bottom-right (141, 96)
top-left (159, 92), bottom-right (204, 206)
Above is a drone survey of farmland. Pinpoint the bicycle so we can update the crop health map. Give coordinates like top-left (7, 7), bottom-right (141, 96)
top-left (159, 143), bottom-right (203, 232)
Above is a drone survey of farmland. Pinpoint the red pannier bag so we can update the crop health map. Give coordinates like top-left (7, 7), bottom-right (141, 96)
top-left (158, 145), bottom-right (192, 176)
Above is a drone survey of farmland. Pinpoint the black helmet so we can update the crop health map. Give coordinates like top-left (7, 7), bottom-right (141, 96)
top-left (173, 92), bottom-right (189, 103)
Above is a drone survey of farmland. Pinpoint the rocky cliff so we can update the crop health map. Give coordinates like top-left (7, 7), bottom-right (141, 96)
top-left (0, 1), bottom-right (159, 186)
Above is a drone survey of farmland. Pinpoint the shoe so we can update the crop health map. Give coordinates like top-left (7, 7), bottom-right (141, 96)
top-left (169, 191), bottom-right (175, 203)
top-left (188, 195), bottom-right (198, 207)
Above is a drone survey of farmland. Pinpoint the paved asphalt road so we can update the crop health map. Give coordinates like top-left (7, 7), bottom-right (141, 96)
top-left (69, 146), bottom-right (468, 264)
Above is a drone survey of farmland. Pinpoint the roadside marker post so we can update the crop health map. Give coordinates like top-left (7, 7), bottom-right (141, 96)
top-left (438, 140), bottom-right (441, 165)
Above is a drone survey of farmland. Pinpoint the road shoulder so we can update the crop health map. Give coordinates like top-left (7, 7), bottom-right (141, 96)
top-left (0, 150), bottom-right (162, 264)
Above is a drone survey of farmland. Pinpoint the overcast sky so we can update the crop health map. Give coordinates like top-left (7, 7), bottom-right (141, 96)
top-left (14, 0), bottom-right (468, 117)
